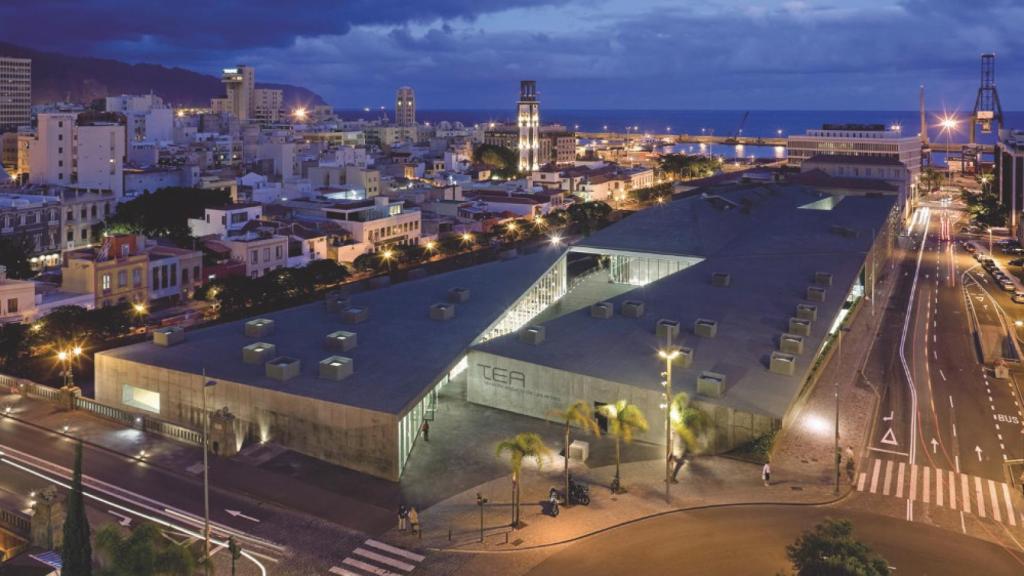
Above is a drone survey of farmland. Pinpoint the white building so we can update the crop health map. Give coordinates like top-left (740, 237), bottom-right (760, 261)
top-left (252, 88), bottom-right (283, 124)
top-left (517, 81), bottom-right (540, 173)
top-left (0, 56), bottom-right (31, 132)
top-left (189, 203), bottom-right (263, 238)
top-left (105, 94), bottom-right (174, 143)
top-left (787, 123), bottom-right (921, 183)
top-left (282, 196), bottom-right (422, 256)
top-left (219, 66), bottom-right (255, 122)
top-left (27, 112), bottom-right (127, 199)
top-left (0, 265), bottom-right (36, 324)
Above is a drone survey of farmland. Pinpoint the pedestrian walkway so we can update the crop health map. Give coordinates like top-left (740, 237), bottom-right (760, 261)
top-left (856, 457), bottom-right (1019, 527)
top-left (328, 539), bottom-right (426, 576)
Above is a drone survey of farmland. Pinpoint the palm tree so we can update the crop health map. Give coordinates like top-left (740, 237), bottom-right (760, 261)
top-left (598, 401), bottom-right (648, 493)
top-left (548, 401), bottom-right (601, 504)
top-left (669, 392), bottom-right (709, 462)
top-left (496, 433), bottom-right (550, 528)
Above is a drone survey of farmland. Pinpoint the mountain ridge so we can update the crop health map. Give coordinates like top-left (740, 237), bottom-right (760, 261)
top-left (0, 42), bottom-right (326, 109)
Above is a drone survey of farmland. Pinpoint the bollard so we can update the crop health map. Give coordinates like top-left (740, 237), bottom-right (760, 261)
top-left (448, 527), bottom-right (452, 542)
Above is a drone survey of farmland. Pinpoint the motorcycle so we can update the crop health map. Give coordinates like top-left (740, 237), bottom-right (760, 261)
top-left (548, 487), bottom-right (561, 517)
top-left (568, 476), bottom-right (591, 506)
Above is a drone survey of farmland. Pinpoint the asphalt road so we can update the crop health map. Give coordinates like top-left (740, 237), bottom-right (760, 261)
top-left (525, 504), bottom-right (1024, 576)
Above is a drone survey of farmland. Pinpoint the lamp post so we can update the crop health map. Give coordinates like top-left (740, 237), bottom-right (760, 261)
top-left (201, 372), bottom-right (217, 569)
top-left (476, 492), bottom-right (488, 543)
top-left (659, 343), bottom-right (680, 504)
top-left (939, 115), bottom-right (958, 186)
top-left (56, 346), bottom-right (82, 389)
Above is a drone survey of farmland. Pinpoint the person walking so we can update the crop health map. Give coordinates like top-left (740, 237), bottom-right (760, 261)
top-left (398, 505), bottom-right (408, 532)
top-left (420, 420), bottom-right (430, 442)
top-left (762, 461), bottom-right (771, 487)
top-left (408, 506), bottom-right (420, 535)
top-left (670, 454), bottom-right (686, 483)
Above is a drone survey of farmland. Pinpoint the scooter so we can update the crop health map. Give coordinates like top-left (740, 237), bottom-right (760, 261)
top-left (548, 487), bottom-right (561, 517)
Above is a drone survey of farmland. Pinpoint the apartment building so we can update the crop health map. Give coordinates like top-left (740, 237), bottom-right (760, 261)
top-left (0, 56), bottom-right (31, 133)
top-left (62, 235), bottom-right (149, 308)
top-left (27, 112), bottom-right (127, 199)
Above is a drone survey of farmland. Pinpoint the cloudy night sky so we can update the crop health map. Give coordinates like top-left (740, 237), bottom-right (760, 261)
top-left (2, 0), bottom-right (1022, 110)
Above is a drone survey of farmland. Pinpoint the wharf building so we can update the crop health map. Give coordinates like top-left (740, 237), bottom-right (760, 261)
top-left (95, 183), bottom-right (897, 481)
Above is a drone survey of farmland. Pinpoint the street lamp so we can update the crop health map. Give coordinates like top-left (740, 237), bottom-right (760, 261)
top-left (938, 115), bottom-right (959, 186)
top-left (201, 374), bottom-right (218, 567)
top-left (989, 227), bottom-right (993, 256)
top-left (292, 107), bottom-right (308, 122)
top-left (56, 346), bottom-right (82, 389)
top-left (658, 345), bottom-right (680, 504)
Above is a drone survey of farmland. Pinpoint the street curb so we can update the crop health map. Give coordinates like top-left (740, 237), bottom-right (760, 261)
top-left (427, 488), bottom-right (854, 554)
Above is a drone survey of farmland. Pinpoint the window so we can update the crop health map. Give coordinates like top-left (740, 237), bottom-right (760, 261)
top-left (118, 270), bottom-right (127, 288)
top-left (160, 266), bottom-right (168, 289)
top-left (66, 210), bottom-right (73, 221)
top-left (102, 274), bottom-right (111, 291)
top-left (81, 208), bottom-right (87, 219)
top-left (152, 268), bottom-right (159, 290)
top-left (275, 245), bottom-right (283, 259)
top-left (262, 247), bottom-right (270, 262)
top-left (122, 384), bottom-right (160, 413)
top-left (7, 298), bottom-right (17, 314)
top-left (91, 205), bottom-right (97, 218)
top-left (104, 203), bottom-right (110, 216)
top-left (132, 268), bottom-right (141, 288)
top-left (121, 244), bottom-right (129, 258)
top-left (250, 250), bottom-right (258, 265)
top-left (81, 228), bottom-right (88, 240)
top-left (193, 266), bottom-right (200, 282)
top-left (182, 267), bottom-right (189, 285)
top-left (67, 230), bottom-right (73, 242)
top-left (170, 264), bottom-right (177, 286)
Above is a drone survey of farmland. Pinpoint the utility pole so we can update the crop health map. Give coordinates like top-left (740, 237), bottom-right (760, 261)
top-left (202, 371), bottom-right (217, 571)
top-left (659, 334), bottom-right (680, 504)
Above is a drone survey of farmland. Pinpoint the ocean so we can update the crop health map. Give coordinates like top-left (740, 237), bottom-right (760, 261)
top-left (335, 108), bottom-right (1024, 161)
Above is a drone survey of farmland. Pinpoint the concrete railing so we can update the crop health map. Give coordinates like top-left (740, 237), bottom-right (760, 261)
top-left (0, 506), bottom-right (30, 537)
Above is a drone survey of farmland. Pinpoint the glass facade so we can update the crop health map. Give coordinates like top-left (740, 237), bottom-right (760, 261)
top-left (608, 254), bottom-right (693, 286)
top-left (397, 356), bottom-right (463, 476)
top-left (478, 256), bottom-right (567, 343)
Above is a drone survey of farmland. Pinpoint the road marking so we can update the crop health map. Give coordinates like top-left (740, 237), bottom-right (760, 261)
top-left (953, 424), bottom-right (957, 438)
top-left (989, 480), bottom-right (1003, 523)
top-left (955, 454), bottom-right (960, 472)
top-left (934, 350), bottom-right (938, 359)
top-left (937, 469), bottom-right (945, 507)
top-left (880, 428), bottom-right (899, 446)
top-left (364, 540), bottom-right (426, 563)
top-left (857, 472), bottom-right (867, 492)
top-left (1003, 483), bottom-right (1017, 527)
top-left (910, 464), bottom-right (918, 501)
top-left (353, 548), bottom-right (416, 572)
top-left (940, 369), bottom-right (947, 381)
top-left (869, 447), bottom-right (909, 457)
top-left (896, 462), bottom-right (905, 498)
top-left (341, 557), bottom-right (401, 576)
top-left (975, 477), bottom-right (986, 518)
top-left (961, 511), bottom-right (967, 534)
top-left (328, 567), bottom-right (362, 576)
top-left (883, 460), bottom-right (894, 496)
top-left (870, 459), bottom-right (881, 493)
top-left (949, 471), bottom-right (957, 510)
top-left (961, 474), bottom-right (971, 514)
top-left (923, 466), bottom-right (931, 503)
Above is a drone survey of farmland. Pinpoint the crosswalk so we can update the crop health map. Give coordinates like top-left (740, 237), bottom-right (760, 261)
top-left (329, 539), bottom-right (426, 576)
top-left (857, 458), bottom-right (1020, 526)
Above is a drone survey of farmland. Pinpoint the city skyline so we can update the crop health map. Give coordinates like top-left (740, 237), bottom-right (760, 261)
top-left (1, 0), bottom-right (1022, 111)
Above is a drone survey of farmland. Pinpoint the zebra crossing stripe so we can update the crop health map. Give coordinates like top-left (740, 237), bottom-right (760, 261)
top-left (923, 466), bottom-right (931, 504)
top-left (870, 459), bottom-right (881, 493)
top-left (353, 548), bottom-right (415, 572)
top-left (883, 460), bottom-right (894, 496)
top-left (948, 471), bottom-right (957, 510)
top-left (975, 477), bottom-right (986, 518)
top-left (896, 462), bottom-right (906, 498)
top-left (342, 557), bottom-right (401, 576)
top-left (364, 540), bottom-right (426, 563)
top-left (910, 464), bottom-right (918, 501)
top-left (857, 471), bottom-right (866, 492)
top-left (961, 474), bottom-right (971, 514)
top-left (1002, 483), bottom-right (1017, 527)
top-left (936, 469), bottom-right (944, 507)
top-left (989, 480), bottom-right (1002, 523)
top-left (329, 568), bottom-right (362, 576)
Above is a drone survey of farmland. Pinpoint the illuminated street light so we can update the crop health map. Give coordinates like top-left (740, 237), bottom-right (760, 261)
top-left (292, 107), bottom-right (308, 122)
top-left (461, 232), bottom-right (473, 244)
top-left (424, 240), bottom-right (437, 252)
top-left (549, 234), bottom-right (562, 246)
top-left (658, 346), bottom-right (681, 502)
top-left (56, 346), bottom-right (82, 389)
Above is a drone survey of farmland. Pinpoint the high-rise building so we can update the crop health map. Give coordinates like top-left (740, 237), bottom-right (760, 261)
top-left (0, 56), bottom-right (31, 133)
top-left (221, 65), bottom-right (255, 122)
top-left (395, 86), bottom-right (416, 127)
top-left (252, 88), bottom-right (283, 124)
top-left (517, 81), bottom-right (540, 173)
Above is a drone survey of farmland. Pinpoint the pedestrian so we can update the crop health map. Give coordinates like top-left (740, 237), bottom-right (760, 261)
top-left (420, 420), bottom-right (430, 442)
top-left (408, 506), bottom-right (420, 535)
top-left (398, 505), bottom-right (408, 532)
top-left (671, 453), bottom-right (686, 483)
top-left (762, 461), bottom-right (771, 487)
top-left (845, 446), bottom-right (855, 480)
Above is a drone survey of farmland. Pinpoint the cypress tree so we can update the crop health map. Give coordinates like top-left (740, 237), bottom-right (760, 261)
top-left (62, 441), bottom-right (92, 575)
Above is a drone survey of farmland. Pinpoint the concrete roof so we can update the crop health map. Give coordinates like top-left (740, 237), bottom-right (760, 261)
top-left (97, 248), bottom-right (564, 415)
top-left (473, 185), bottom-right (896, 419)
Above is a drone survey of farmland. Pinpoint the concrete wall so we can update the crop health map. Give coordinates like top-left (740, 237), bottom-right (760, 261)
top-left (94, 355), bottom-right (400, 481)
top-left (466, 350), bottom-right (776, 453)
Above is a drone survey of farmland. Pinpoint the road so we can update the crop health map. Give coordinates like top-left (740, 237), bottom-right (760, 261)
top-left (524, 504), bottom-right (1024, 576)
top-left (856, 194), bottom-right (1024, 543)
top-left (0, 413), bottom-right (429, 576)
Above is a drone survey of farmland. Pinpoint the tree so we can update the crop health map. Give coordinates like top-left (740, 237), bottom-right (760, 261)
top-left (303, 259), bottom-right (349, 289)
top-left (669, 392), bottom-right (709, 460)
top-left (786, 518), bottom-right (890, 576)
top-left (62, 441), bottom-right (93, 576)
top-left (0, 234), bottom-right (35, 278)
top-left (0, 322), bottom-right (31, 375)
top-left (101, 187), bottom-right (231, 247)
top-left (548, 401), bottom-right (600, 505)
top-left (567, 201), bottom-right (612, 237)
top-left (495, 433), bottom-right (550, 528)
top-left (960, 187), bottom-right (1007, 228)
top-left (597, 401), bottom-right (648, 493)
top-left (473, 144), bottom-right (520, 179)
top-left (657, 154), bottom-right (721, 181)
top-left (919, 168), bottom-right (944, 194)
top-left (94, 522), bottom-right (197, 576)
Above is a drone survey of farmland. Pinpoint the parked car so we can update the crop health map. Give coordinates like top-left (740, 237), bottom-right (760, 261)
top-left (1010, 258), bottom-right (1024, 267)
top-left (1013, 292), bottom-right (1024, 304)
top-left (964, 243), bottom-right (977, 253)
top-left (1001, 279), bottom-right (1016, 292)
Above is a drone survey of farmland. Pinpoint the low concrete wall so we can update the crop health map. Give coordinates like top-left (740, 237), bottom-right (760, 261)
top-left (466, 350), bottom-right (775, 453)
top-left (94, 355), bottom-right (400, 481)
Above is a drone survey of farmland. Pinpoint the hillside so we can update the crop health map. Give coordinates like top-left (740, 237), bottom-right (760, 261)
top-left (0, 42), bottom-right (326, 108)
